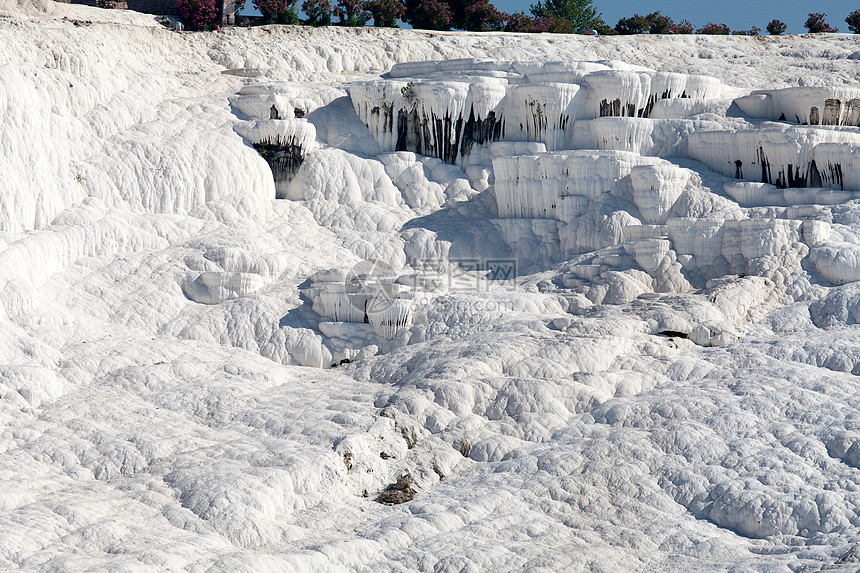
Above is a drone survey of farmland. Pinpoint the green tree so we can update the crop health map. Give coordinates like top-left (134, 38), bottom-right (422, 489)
top-left (529, 0), bottom-right (598, 33)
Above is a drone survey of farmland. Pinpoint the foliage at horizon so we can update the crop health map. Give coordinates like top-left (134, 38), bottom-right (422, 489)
top-left (404, 0), bottom-right (452, 29)
top-left (847, 10), bottom-right (860, 34)
top-left (614, 12), bottom-right (692, 35)
top-left (670, 19), bottom-right (694, 34)
top-left (364, 0), bottom-right (405, 26)
top-left (697, 22), bottom-right (730, 35)
top-left (528, 0), bottom-right (598, 33)
top-left (805, 12), bottom-right (838, 33)
top-left (335, 0), bottom-right (370, 25)
top-left (253, 0), bottom-right (298, 23)
top-left (766, 19), bottom-right (787, 35)
top-left (302, 0), bottom-right (332, 25)
top-left (463, 0), bottom-right (507, 31)
top-left (177, 0), bottom-right (219, 29)
top-left (732, 26), bottom-right (760, 36)
top-left (226, 0), bottom-right (859, 37)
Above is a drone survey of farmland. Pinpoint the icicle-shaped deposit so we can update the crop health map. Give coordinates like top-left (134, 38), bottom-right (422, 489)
top-left (349, 78), bottom-right (506, 164)
top-left (688, 126), bottom-right (860, 190)
top-left (582, 71), bottom-right (722, 119)
top-left (233, 119), bottom-right (317, 194)
top-left (367, 297), bottom-right (414, 339)
top-left (492, 150), bottom-right (661, 220)
top-left (313, 279), bottom-right (414, 340)
top-left (349, 62), bottom-right (724, 163)
top-left (735, 87), bottom-right (860, 127)
top-left (503, 83), bottom-right (583, 150)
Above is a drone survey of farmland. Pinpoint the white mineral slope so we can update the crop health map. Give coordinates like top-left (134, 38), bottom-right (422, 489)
top-left (3, 1), bottom-right (860, 571)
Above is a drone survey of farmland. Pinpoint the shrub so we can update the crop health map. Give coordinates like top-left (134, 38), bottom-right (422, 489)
top-left (805, 13), bottom-right (838, 33)
top-left (302, 0), bottom-right (332, 25)
top-left (528, 0), bottom-right (598, 33)
top-left (645, 11), bottom-right (672, 34)
top-left (589, 17), bottom-right (615, 35)
top-left (503, 10), bottom-right (533, 31)
top-left (177, 0), bottom-right (218, 29)
top-left (463, 0), bottom-right (507, 31)
top-left (847, 10), bottom-right (860, 33)
top-left (697, 22), bottom-right (730, 35)
top-left (405, 0), bottom-right (452, 29)
top-left (614, 12), bottom-right (671, 34)
top-left (766, 19), bottom-right (787, 35)
top-left (335, 0), bottom-right (369, 25)
top-left (363, 0), bottom-right (404, 26)
top-left (670, 18), bottom-right (694, 34)
top-left (502, 10), bottom-right (590, 34)
top-left (254, 0), bottom-right (299, 23)
top-left (543, 15), bottom-right (578, 32)
top-left (732, 26), bottom-right (760, 36)
top-left (614, 14), bottom-right (648, 34)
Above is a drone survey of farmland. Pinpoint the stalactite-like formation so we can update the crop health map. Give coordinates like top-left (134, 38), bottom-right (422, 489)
top-left (735, 87), bottom-right (860, 127)
top-left (309, 277), bottom-right (414, 341)
top-left (349, 78), bottom-right (507, 165)
top-left (689, 127), bottom-right (860, 190)
top-left (233, 119), bottom-right (317, 195)
top-left (349, 64), bottom-right (725, 164)
top-left (252, 135), bottom-right (308, 185)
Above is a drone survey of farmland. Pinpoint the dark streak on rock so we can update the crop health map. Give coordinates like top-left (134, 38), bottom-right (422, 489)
top-left (395, 105), bottom-right (499, 164)
top-left (252, 136), bottom-right (306, 191)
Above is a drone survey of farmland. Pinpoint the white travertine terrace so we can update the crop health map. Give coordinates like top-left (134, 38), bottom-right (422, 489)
top-left (351, 62), bottom-right (728, 164)
top-left (347, 58), bottom-right (860, 310)
top-left (6, 7), bottom-right (860, 569)
top-left (735, 86), bottom-right (860, 126)
top-left (688, 126), bottom-right (860, 189)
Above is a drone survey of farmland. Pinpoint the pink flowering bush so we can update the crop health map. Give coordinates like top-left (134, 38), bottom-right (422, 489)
top-left (697, 22), bottom-right (730, 35)
top-left (503, 11), bottom-right (588, 33)
top-left (532, 15), bottom-right (577, 33)
top-left (766, 19), bottom-right (787, 35)
top-left (463, 0), bottom-right (506, 31)
top-left (177, 0), bottom-right (218, 29)
top-left (670, 19), bottom-right (694, 34)
top-left (302, 0), bottom-right (332, 25)
top-left (805, 13), bottom-right (838, 33)
top-left (614, 12), bottom-right (676, 34)
top-left (503, 11), bottom-right (533, 31)
top-left (732, 26), bottom-right (760, 36)
top-left (363, 0), bottom-right (404, 26)
top-left (590, 17), bottom-right (614, 34)
top-left (847, 10), bottom-right (860, 34)
top-left (335, 0), bottom-right (370, 25)
top-left (405, 0), bottom-right (452, 30)
top-left (614, 14), bottom-right (647, 34)
top-left (645, 11), bottom-right (672, 34)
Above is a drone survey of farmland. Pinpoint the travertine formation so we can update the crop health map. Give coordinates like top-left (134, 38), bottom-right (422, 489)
top-left (8, 12), bottom-right (860, 570)
top-left (338, 59), bottom-right (860, 319)
top-left (229, 59), bottom-right (860, 347)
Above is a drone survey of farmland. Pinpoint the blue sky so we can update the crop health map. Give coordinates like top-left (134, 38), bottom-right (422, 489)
top-left (548, 0), bottom-right (857, 33)
top-left (242, 0), bottom-right (858, 33)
